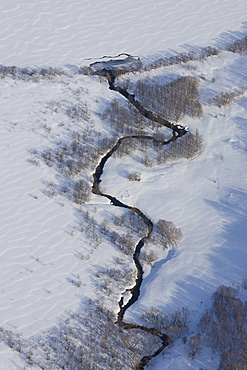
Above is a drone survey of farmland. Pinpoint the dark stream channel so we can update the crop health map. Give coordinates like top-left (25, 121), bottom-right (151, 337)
top-left (91, 62), bottom-right (187, 369)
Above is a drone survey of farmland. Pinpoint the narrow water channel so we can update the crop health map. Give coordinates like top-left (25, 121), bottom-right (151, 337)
top-left (91, 62), bottom-right (187, 369)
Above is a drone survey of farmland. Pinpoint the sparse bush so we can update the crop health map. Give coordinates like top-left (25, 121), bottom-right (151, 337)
top-left (79, 210), bottom-right (102, 245)
top-left (177, 129), bottom-right (203, 159)
top-left (142, 307), bottom-right (190, 341)
top-left (211, 285), bottom-right (238, 322)
top-left (97, 267), bottom-right (135, 295)
top-left (200, 46), bottom-right (220, 59)
top-left (157, 129), bottom-right (202, 164)
top-left (188, 334), bottom-right (201, 358)
top-left (166, 308), bottom-right (190, 340)
top-left (112, 213), bottom-right (126, 227)
top-left (73, 179), bottom-right (91, 205)
top-left (132, 75), bottom-right (203, 123)
top-left (0, 300), bottom-right (164, 369)
top-left (110, 230), bottom-right (120, 245)
top-left (100, 219), bottom-right (109, 234)
top-left (0, 65), bottom-right (67, 81)
top-left (68, 277), bottom-right (82, 288)
top-left (79, 66), bottom-right (94, 75)
top-left (227, 36), bottom-right (247, 54)
top-left (141, 307), bottom-right (165, 329)
top-left (141, 154), bottom-right (154, 167)
top-left (197, 308), bottom-right (212, 335)
top-left (195, 284), bottom-right (247, 368)
top-left (140, 46), bottom-right (220, 72)
top-left (157, 219), bottom-right (182, 246)
top-left (41, 150), bottom-right (53, 167)
top-left (241, 278), bottom-right (247, 290)
top-left (128, 171), bottom-right (141, 181)
top-left (66, 102), bottom-right (90, 122)
top-left (211, 89), bottom-right (245, 108)
top-left (115, 137), bottom-right (136, 157)
top-left (141, 249), bottom-right (158, 266)
top-left (112, 209), bottom-right (147, 238)
top-left (103, 99), bottom-right (154, 135)
top-left (119, 233), bottom-right (135, 255)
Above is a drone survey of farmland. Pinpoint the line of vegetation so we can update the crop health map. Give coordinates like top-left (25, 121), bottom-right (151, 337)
top-left (126, 75), bottom-right (203, 123)
top-left (86, 46), bottom-right (220, 77)
top-left (0, 65), bottom-right (70, 81)
top-left (227, 35), bottom-right (247, 54)
top-left (210, 88), bottom-right (246, 108)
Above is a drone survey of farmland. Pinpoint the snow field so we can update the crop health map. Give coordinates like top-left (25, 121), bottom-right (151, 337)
top-left (0, 0), bottom-right (246, 67)
top-left (0, 0), bottom-right (247, 368)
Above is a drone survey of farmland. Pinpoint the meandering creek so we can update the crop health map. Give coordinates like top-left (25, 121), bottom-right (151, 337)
top-left (91, 60), bottom-right (187, 369)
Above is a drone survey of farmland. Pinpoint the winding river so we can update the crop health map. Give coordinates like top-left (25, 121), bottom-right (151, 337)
top-left (91, 61), bottom-right (187, 369)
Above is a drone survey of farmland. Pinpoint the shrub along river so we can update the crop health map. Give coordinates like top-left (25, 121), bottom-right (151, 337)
top-left (91, 57), bottom-right (187, 369)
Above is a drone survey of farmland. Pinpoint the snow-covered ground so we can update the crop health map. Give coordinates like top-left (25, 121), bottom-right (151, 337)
top-left (101, 50), bottom-right (247, 367)
top-left (0, 1), bottom-right (247, 369)
top-left (0, 0), bottom-right (247, 67)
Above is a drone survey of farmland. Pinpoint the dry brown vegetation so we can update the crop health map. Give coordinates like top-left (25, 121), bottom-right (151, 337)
top-left (73, 179), bottom-right (91, 205)
top-left (227, 36), bottom-right (247, 54)
top-left (141, 46), bottom-right (220, 72)
top-left (131, 75), bottom-right (203, 123)
top-left (157, 129), bottom-right (203, 165)
top-left (1, 283), bottom-right (246, 369)
top-left (88, 46), bottom-right (220, 77)
top-left (102, 98), bottom-right (153, 135)
top-left (0, 300), bottom-right (162, 369)
top-left (190, 285), bottom-right (247, 368)
top-left (156, 220), bottom-right (183, 247)
top-left (211, 88), bottom-right (246, 108)
top-left (142, 306), bottom-right (190, 341)
top-left (128, 171), bottom-right (141, 181)
top-left (0, 65), bottom-right (68, 81)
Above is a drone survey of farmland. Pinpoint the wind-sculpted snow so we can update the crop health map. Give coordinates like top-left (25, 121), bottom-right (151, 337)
top-left (0, 0), bottom-right (246, 66)
top-left (0, 5), bottom-right (247, 364)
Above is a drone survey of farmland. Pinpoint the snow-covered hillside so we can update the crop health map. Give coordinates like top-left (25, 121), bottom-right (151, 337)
top-left (0, 1), bottom-right (247, 369)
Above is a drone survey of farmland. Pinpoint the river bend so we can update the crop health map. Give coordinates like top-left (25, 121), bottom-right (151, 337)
top-left (91, 63), bottom-right (187, 369)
